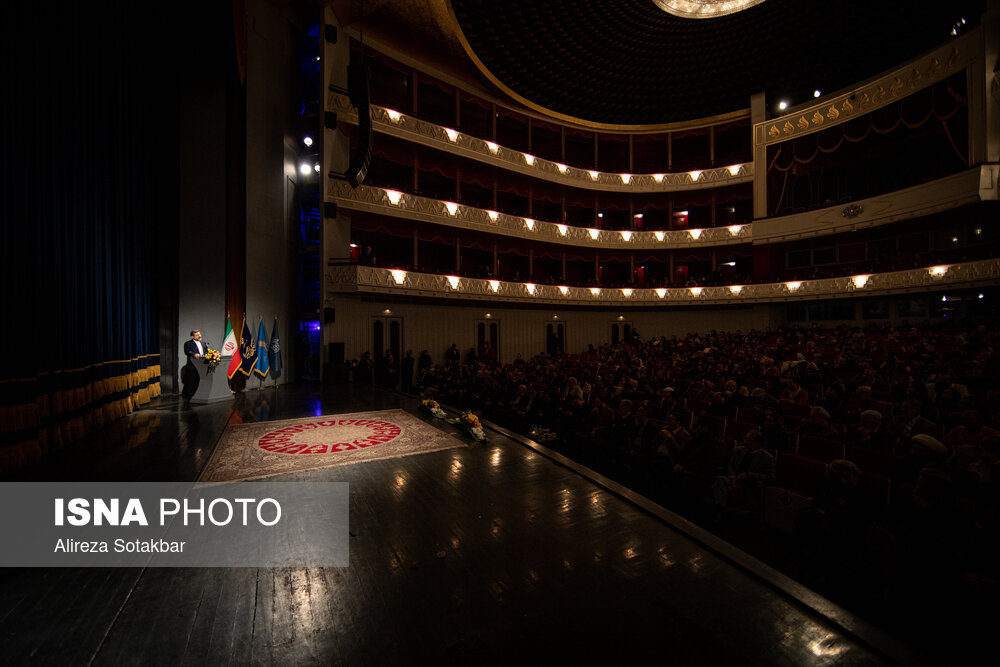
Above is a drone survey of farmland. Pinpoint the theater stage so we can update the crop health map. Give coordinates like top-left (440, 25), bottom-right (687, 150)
top-left (0, 385), bottom-right (919, 665)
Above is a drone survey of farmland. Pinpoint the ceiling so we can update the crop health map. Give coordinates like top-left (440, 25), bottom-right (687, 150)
top-left (333, 0), bottom-right (985, 128)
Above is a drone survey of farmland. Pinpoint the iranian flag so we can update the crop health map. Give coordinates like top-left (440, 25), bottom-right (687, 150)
top-left (224, 315), bottom-right (243, 378)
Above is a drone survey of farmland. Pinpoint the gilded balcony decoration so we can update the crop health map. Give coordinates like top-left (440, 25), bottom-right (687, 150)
top-left (327, 259), bottom-right (1000, 306)
top-left (328, 180), bottom-right (752, 249)
top-left (327, 92), bottom-right (753, 193)
top-left (754, 28), bottom-right (981, 147)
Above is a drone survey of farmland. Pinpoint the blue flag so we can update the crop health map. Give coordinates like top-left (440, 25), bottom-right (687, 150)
top-left (255, 319), bottom-right (270, 378)
top-left (269, 318), bottom-right (282, 378)
top-left (238, 317), bottom-right (257, 376)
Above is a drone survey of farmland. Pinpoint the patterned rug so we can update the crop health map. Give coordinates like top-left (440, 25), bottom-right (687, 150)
top-left (199, 409), bottom-right (466, 482)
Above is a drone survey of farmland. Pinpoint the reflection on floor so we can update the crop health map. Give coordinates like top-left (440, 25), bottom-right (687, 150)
top-left (0, 384), bottom-right (933, 664)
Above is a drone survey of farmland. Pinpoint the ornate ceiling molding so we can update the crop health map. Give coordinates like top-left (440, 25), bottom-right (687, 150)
top-left (651, 1), bottom-right (768, 20)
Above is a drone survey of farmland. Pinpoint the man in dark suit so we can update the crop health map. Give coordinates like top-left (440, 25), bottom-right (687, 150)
top-left (182, 330), bottom-right (205, 402)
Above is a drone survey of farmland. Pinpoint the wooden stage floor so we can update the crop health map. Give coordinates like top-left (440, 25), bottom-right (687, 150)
top-left (0, 384), bottom-right (923, 665)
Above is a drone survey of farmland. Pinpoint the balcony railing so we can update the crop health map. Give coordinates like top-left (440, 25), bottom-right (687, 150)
top-left (327, 259), bottom-right (1000, 306)
top-left (329, 180), bottom-right (750, 249)
top-left (328, 92), bottom-right (752, 193)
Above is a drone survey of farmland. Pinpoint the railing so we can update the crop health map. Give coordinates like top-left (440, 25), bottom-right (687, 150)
top-left (327, 259), bottom-right (1000, 306)
top-left (328, 92), bottom-right (753, 193)
top-left (328, 180), bottom-right (750, 249)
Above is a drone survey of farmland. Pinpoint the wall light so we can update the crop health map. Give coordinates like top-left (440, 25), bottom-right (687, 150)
top-left (786, 281), bottom-right (801, 291)
top-left (728, 165), bottom-right (741, 176)
top-left (621, 231), bottom-right (632, 241)
top-left (689, 171), bottom-right (701, 181)
top-left (385, 189), bottom-right (403, 205)
top-left (556, 163), bottom-right (568, 173)
top-left (728, 225), bottom-right (743, 235)
top-left (558, 286), bottom-right (569, 295)
top-left (621, 288), bottom-right (633, 297)
top-left (654, 231), bottom-right (665, 241)
top-left (689, 229), bottom-right (703, 239)
top-left (525, 283), bottom-right (536, 295)
top-left (444, 128), bottom-right (458, 141)
top-left (447, 276), bottom-right (460, 289)
top-left (589, 229), bottom-right (600, 240)
top-left (489, 280), bottom-right (500, 292)
top-left (524, 154), bottom-right (535, 166)
top-left (852, 275), bottom-right (870, 288)
top-left (524, 218), bottom-right (535, 230)
top-left (621, 174), bottom-right (632, 184)
top-left (929, 265), bottom-right (949, 276)
top-left (557, 224), bottom-right (568, 236)
top-left (445, 202), bottom-right (459, 216)
top-left (690, 287), bottom-right (703, 296)
top-left (652, 174), bottom-right (664, 183)
top-left (390, 270), bottom-right (406, 285)
top-left (656, 288), bottom-right (667, 298)
top-left (487, 210), bottom-right (499, 221)
top-left (729, 285), bottom-right (743, 294)
top-left (589, 170), bottom-right (599, 180)
top-left (299, 163), bottom-right (311, 176)
top-left (590, 287), bottom-right (601, 296)
top-left (386, 109), bottom-right (401, 121)
top-left (486, 141), bottom-right (499, 153)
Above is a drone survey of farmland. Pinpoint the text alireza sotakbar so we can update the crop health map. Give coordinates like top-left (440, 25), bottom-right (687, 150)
top-left (52, 497), bottom-right (284, 554)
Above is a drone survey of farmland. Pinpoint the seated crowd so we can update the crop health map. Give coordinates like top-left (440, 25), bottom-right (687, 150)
top-left (412, 322), bottom-right (1000, 644)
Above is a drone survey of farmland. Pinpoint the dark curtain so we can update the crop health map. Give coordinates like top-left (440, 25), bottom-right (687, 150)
top-left (1, 3), bottom-right (171, 473)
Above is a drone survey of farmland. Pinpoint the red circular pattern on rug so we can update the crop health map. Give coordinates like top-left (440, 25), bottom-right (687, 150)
top-left (257, 418), bottom-right (403, 455)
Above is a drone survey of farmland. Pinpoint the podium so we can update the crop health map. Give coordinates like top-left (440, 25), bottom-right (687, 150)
top-left (190, 359), bottom-right (234, 403)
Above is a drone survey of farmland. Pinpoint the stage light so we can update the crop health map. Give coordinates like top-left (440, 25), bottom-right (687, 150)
top-left (299, 163), bottom-right (311, 175)
top-left (303, 136), bottom-right (313, 146)
top-left (778, 100), bottom-right (788, 110)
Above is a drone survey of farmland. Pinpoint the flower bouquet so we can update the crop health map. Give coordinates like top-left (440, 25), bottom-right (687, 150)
top-left (449, 410), bottom-right (487, 442)
top-left (202, 349), bottom-right (222, 373)
top-left (420, 396), bottom-right (447, 419)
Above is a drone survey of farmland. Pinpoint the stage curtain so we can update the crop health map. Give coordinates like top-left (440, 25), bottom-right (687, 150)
top-left (1, 3), bottom-right (163, 474)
